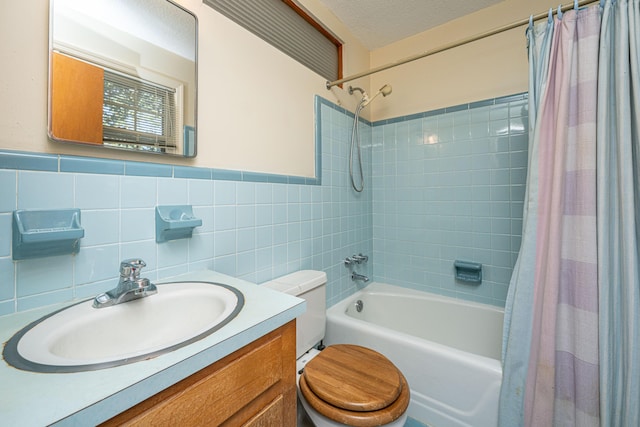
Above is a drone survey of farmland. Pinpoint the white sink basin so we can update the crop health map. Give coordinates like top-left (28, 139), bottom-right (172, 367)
top-left (4, 281), bottom-right (243, 372)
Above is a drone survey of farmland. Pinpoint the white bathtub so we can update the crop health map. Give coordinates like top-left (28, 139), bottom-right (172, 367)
top-left (324, 283), bottom-right (503, 427)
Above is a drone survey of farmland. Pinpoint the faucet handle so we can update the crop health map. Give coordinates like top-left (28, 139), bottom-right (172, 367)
top-left (120, 259), bottom-right (146, 279)
top-left (352, 254), bottom-right (369, 264)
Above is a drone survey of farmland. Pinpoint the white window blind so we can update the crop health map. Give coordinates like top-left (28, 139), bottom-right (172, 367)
top-left (203, 0), bottom-right (340, 81)
top-left (103, 71), bottom-right (177, 153)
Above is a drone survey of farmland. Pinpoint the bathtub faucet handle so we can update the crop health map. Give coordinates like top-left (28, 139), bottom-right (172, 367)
top-left (344, 256), bottom-right (355, 266)
top-left (352, 254), bottom-right (368, 264)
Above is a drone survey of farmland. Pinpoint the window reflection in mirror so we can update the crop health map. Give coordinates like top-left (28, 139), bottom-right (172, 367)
top-left (48, 0), bottom-right (197, 157)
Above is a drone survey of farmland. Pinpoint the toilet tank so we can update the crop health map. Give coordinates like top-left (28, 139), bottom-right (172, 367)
top-left (262, 270), bottom-right (327, 358)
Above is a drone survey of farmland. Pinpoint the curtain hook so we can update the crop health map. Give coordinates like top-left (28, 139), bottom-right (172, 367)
top-left (574, 0), bottom-right (579, 9)
top-left (526, 14), bottom-right (533, 46)
top-left (557, 5), bottom-right (564, 19)
top-left (548, 8), bottom-right (554, 23)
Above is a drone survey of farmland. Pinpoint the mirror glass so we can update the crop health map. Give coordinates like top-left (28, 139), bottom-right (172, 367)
top-left (48, 0), bottom-right (197, 157)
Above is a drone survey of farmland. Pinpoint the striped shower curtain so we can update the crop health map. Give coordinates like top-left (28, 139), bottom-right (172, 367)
top-left (499, 1), bottom-right (640, 426)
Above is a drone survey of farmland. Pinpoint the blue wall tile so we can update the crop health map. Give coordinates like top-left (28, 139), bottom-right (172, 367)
top-left (0, 258), bottom-right (15, 301)
top-left (189, 233), bottom-right (213, 262)
top-left (372, 94), bottom-right (527, 306)
top-left (17, 288), bottom-right (74, 312)
top-left (0, 301), bottom-right (14, 316)
top-left (194, 206), bottom-right (214, 233)
top-left (75, 174), bottom-right (120, 209)
top-left (242, 171), bottom-right (270, 183)
top-left (158, 177), bottom-right (188, 205)
top-left (237, 228), bottom-right (256, 253)
top-left (75, 245), bottom-right (119, 284)
top-left (18, 171), bottom-right (74, 209)
top-left (256, 226), bottom-right (273, 248)
top-left (0, 151), bottom-right (58, 172)
top-left (236, 250), bottom-right (255, 276)
top-left (80, 210), bottom-right (120, 246)
top-left (0, 171), bottom-right (16, 213)
top-left (0, 93), bottom-right (524, 316)
top-left (158, 239), bottom-right (189, 268)
top-left (0, 214), bottom-right (11, 257)
top-left (188, 179), bottom-right (214, 206)
top-left (121, 176), bottom-right (157, 208)
top-left (213, 254), bottom-right (236, 277)
top-left (256, 205), bottom-right (273, 226)
top-left (236, 205), bottom-right (255, 229)
top-left (120, 208), bottom-right (155, 242)
top-left (212, 169), bottom-right (242, 181)
top-left (16, 256), bottom-right (73, 297)
top-left (60, 156), bottom-right (124, 175)
top-left (174, 165), bottom-right (211, 180)
top-left (214, 230), bottom-right (236, 257)
top-left (236, 182), bottom-right (256, 205)
top-left (214, 181), bottom-right (236, 205)
top-left (214, 206), bottom-right (236, 231)
top-left (125, 161), bottom-right (172, 177)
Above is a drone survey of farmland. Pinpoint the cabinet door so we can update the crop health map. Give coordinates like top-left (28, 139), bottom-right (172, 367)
top-left (50, 52), bottom-right (104, 144)
top-left (242, 395), bottom-right (284, 427)
top-left (101, 320), bottom-right (296, 427)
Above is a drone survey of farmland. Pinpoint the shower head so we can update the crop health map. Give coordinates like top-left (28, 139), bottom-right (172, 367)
top-left (361, 84), bottom-right (392, 107)
top-left (379, 84), bottom-right (392, 97)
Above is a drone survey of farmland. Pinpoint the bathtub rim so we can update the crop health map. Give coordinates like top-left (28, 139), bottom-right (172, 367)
top-left (332, 282), bottom-right (505, 314)
top-left (326, 282), bottom-right (504, 369)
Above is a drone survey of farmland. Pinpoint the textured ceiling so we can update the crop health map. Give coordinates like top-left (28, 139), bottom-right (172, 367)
top-left (317, 0), bottom-right (505, 50)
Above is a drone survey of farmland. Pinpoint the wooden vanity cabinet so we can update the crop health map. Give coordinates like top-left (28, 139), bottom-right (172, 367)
top-left (101, 320), bottom-right (297, 427)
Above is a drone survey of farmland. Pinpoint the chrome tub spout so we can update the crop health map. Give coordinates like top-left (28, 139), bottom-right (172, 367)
top-left (351, 272), bottom-right (370, 283)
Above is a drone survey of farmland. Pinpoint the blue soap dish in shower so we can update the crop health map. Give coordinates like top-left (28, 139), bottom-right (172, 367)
top-left (454, 260), bottom-right (482, 284)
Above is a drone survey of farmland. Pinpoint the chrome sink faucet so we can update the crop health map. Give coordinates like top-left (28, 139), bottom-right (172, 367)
top-left (93, 259), bottom-right (157, 308)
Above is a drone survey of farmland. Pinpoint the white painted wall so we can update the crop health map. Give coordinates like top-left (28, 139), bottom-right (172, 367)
top-left (368, 0), bottom-right (559, 120)
top-left (0, 0), bottom-right (367, 177)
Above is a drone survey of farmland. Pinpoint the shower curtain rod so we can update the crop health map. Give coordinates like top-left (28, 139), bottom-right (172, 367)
top-left (325, 0), bottom-right (600, 89)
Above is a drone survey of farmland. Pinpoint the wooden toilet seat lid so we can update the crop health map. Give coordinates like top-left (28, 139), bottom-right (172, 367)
top-left (300, 356), bottom-right (411, 427)
top-left (302, 344), bottom-right (402, 412)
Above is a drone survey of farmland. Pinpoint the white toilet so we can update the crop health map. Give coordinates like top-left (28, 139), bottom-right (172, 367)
top-left (264, 270), bottom-right (409, 427)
